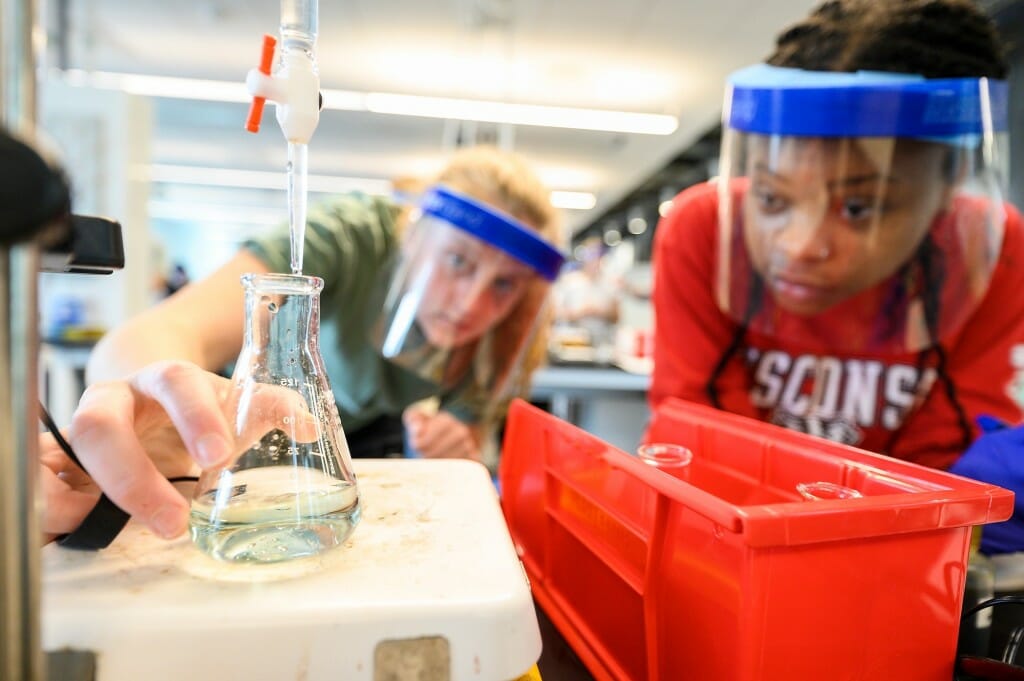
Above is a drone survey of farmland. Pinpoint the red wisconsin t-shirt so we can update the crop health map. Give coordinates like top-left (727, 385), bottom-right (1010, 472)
top-left (650, 180), bottom-right (1024, 469)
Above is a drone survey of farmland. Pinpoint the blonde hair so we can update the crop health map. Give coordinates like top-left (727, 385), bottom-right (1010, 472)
top-left (419, 145), bottom-right (562, 415)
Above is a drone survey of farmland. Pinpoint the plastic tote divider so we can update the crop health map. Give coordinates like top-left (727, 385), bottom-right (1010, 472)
top-left (498, 397), bottom-right (1014, 681)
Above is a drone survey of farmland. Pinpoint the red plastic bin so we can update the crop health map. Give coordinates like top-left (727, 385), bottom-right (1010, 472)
top-left (499, 398), bottom-right (1014, 681)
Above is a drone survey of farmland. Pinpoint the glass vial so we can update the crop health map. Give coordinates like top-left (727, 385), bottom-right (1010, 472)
top-left (636, 443), bottom-right (693, 483)
top-left (636, 443), bottom-right (693, 469)
top-left (190, 273), bottom-right (361, 563)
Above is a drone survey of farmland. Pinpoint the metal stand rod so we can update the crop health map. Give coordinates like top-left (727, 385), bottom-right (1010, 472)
top-left (0, 246), bottom-right (43, 681)
top-left (1, 0), bottom-right (45, 678)
top-left (1, 0), bottom-right (36, 134)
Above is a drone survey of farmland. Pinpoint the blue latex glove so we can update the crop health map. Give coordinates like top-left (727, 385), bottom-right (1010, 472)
top-left (949, 416), bottom-right (1024, 554)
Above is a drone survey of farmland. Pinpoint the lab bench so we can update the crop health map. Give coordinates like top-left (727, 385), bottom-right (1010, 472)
top-left (43, 459), bottom-right (543, 681)
top-left (529, 362), bottom-right (650, 454)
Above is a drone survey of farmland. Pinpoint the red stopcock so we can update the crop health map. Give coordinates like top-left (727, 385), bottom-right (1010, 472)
top-left (245, 34), bottom-right (278, 133)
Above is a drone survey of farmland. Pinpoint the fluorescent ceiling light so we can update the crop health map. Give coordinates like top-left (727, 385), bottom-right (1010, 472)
top-left (140, 165), bottom-right (596, 211)
top-left (54, 70), bottom-right (677, 136)
top-left (61, 70), bottom-right (251, 104)
top-left (550, 191), bottom-right (596, 211)
top-left (141, 164), bottom-right (393, 196)
top-left (364, 93), bottom-right (677, 135)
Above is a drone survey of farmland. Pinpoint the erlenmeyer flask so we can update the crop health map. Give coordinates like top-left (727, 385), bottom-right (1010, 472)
top-left (190, 273), bottom-right (361, 563)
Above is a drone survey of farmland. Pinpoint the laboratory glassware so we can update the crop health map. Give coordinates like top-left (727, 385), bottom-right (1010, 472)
top-left (190, 272), bottom-right (361, 563)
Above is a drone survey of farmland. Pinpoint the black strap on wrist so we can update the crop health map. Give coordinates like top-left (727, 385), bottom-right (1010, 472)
top-left (55, 493), bottom-right (131, 550)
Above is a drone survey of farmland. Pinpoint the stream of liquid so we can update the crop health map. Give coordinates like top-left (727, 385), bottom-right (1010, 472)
top-left (287, 141), bottom-right (308, 275)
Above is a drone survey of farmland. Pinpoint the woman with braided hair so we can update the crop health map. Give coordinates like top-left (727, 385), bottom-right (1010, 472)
top-left (650, 0), bottom-right (1024, 552)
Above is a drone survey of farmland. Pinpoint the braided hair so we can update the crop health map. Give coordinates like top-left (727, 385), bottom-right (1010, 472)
top-left (707, 0), bottom-right (1005, 451)
top-left (767, 0), bottom-right (1008, 78)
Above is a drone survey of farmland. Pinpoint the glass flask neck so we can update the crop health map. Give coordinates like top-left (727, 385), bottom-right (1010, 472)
top-left (241, 272), bottom-right (323, 352)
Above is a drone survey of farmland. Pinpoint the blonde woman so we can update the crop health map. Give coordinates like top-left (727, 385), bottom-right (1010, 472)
top-left (43, 145), bottom-right (563, 541)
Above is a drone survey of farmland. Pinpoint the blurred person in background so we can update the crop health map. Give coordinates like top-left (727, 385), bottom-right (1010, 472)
top-left (162, 263), bottom-right (190, 297)
top-left (41, 145), bottom-right (563, 541)
top-left (552, 235), bottom-right (621, 354)
top-left (649, 0), bottom-right (1024, 554)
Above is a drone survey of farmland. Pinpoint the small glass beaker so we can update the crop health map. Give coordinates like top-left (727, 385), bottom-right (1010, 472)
top-left (795, 481), bottom-right (862, 501)
top-left (637, 443), bottom-right (694, 469)
top-left (190, 273), bottom-right (361, 563)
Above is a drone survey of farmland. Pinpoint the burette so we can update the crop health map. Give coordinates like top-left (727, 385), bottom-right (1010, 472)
top-left (244, 0), bottom-right (321, 275)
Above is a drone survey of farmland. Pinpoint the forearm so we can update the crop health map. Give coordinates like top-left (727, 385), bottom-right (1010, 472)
top-left (87, 313), bottom-right (210, 383)
top-left (86, 250), bottom-right (265, 383)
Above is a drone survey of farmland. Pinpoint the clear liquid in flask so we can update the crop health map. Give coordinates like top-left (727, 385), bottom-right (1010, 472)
top-left (191, 462), bottom-right (360, 563)
top-left (189, 273), bottom-right (361, 564)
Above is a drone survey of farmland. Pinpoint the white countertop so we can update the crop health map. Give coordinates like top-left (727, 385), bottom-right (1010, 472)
top-left (42, 459), bottom-right (540, 681)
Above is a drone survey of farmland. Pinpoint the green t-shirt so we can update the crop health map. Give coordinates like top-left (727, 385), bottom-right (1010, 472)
top-left (242, 193), bottom-right (484, 433)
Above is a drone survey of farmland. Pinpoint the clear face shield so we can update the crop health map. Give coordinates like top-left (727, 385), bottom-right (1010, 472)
top-left (373, 185), bottom-right (564, 403)
top-left (717, 65), bottom-right (1009, 353)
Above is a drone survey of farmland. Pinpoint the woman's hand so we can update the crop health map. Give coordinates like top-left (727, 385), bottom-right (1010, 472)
top-left (39, 431), bottom-right (102, 543)
top-left (41, 359), bottom-right (318, 543)
top-left (402, 406), bottom-right (482, 461)
top-left (949, 416), bottom-right (1024, 554)
top-left (41, 360), bottom-right (236, 542)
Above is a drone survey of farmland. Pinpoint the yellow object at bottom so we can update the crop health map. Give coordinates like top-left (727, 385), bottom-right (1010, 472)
top-left (514, 664), bottom-right (542, 681)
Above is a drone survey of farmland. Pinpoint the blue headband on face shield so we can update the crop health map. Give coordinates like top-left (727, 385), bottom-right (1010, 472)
top-left (418, 185), bottom-right (566, 281)
top-left (725, 64), bottom-right (1008, 140)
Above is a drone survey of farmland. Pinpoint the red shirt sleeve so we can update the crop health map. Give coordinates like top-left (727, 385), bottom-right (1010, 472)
top-left (649, 182), bottom-right (759, 419)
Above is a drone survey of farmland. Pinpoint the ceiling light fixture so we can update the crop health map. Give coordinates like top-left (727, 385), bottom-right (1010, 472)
top-left (550, 191), bottom-right (597, 210)
top-left (56, 70), bottom-right (677, 136)
top-left (140, 164), bottom-right (394, 196)
top-left (363, 93), bottom-right (677, 136)
top-left (138, 165), bottom-right (596, 210)
top-left (61, 70), bottom-right (254, 104)
top-left (627, 216), bottom-right (648, 235)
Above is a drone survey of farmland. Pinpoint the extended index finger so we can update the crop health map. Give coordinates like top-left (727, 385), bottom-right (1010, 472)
top-left (129, 360), bottom-right (236, 468)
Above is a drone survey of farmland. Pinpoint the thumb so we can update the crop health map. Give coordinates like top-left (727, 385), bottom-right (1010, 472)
top-left (977, 414), bottom-right (1010, 434)
top-left (403, 407), bottom-right (426, 432)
